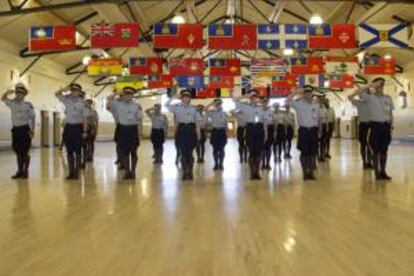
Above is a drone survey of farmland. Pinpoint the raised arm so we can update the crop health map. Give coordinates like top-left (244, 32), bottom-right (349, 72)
top-left (145, 107), bottom-right (155, 117)
top-left (55, 85), bottom-right (69, 97)
top-left (1, 89), bottom-right (13, 102)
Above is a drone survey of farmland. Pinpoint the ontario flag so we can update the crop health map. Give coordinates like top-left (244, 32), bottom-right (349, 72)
top-left (327, 74), bottom-right (354, 89)
top-left (29, 25), bottom-right (76, 52)
top-left (363, 56), bottom-right (396, 75)
top-left (209, 58), bottom-right (241, 76)
top-left (91, 22), bottom-right (139, 48)
top-left (290, 57), bottom-right (324, 75)
top-left (197, 87), bottom-right (216, 99)
top-left (169, 58), bottom-right (204, 76)
top-left (208, 24), bottom-right (257, 49)
top-left (209, 76), bottom-right (234, 89)
top-left (272, 74), bottom-right (297, 88)
top-left (129, 57), bottom-right (163, 75)
top-left (308, 24), bottom-right (357, 49)
top-left (147, 75), bottom-right (173, 88)
top-left (153, 23), bottom-right (203, 49)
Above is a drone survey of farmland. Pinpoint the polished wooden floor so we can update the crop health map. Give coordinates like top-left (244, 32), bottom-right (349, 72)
top-left (0, 139), bottom-right (413, 276)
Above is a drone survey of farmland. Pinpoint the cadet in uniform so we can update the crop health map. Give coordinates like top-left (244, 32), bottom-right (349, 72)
top-left (166, 90), bottom-right (201, 180)
top-left (355, 78), bottom-right (394, 180)
top-left (286, 86), bottom-right (322, 180)
top-left (348, 89), bottom-right (373, 168)
top-left (55, 83), bottom-right (88, 180)
top-left (196, 105), bottom-right (207, 163)
top-left (107, 87), bottom-right (142, 179)
top-left (273, 103), bottom-right (286, 163)
top-left (206, 99), bottom-right (228, 171)
top-left (325, 99), bottom-right (336, 159)
top-left (261, 98), bottom-right (274, 170)
top-left (1, 83), bottom-right (35, 179)
top-left (145, 103), bottom-right (169, 164)
top-left (82, 99), bottom-right (99, 167)
top-left (318, 98), bottom-right (328, 162)
top-left (106, 89), bottom-right (123, 169)
top-left (283, 104), bottom-right (295, 159)
top-left (233, 90), bottom-right (267, 180)
top-left (231, 109), bottom-right (248, 163)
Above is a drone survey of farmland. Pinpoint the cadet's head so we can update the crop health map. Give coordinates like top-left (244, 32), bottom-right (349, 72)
top-left (285, 104), bottom-right (290, 112)
top-left (154, 103), bottom-right (161, 112)
top-left (273, 103), bottom-right (280, 111)
top-left (85, 99), bottom-right (93, 107)
top-left (303, 85), bottom-right (314, 100)
top-left (261, 97), bottom-right (270, 106)
top-left (214, 98), bottom-right (223, 108)
top-left (180, 90), bottom-right (192, 104)
top-left (248, 89), bottom-right (260, 104)
top-left (122, 87), bottom-right (135, 101)
top-left (14, 83), bottom-right (28, 100)
top-left (197, 104), bottom-right (204, 112)
top-left (69, 83), bottom-right (83, 97)
top-left (372, 77), bottom-right (385, 94)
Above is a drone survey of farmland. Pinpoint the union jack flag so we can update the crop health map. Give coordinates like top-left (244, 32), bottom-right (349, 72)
top-left (91, 22), bottom-right (115, 37)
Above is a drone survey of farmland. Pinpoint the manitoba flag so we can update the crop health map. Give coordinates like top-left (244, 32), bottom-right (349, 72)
top-left (91, 22), bottom-right (139, 48)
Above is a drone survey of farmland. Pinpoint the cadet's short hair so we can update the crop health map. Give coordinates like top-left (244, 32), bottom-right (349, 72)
top-left (15, 83), bottom-right (28, 95)
top-left (69, 83), bottom-right (82, 92)
top-left (372, 77), bottom-right (385, 85)
top-left (180, 89), bottom-right (192, 98)
top-left (122, 87), bottom-right (136, 95)
top-left (303, 85), bottom-right (314, 93)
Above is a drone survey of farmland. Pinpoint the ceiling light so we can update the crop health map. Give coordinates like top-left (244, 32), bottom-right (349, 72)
top-left (171, 15), bottom-right (185, 24)
top-left (384, 54), bottom-right (392, 60)
top-left (283, 48), bottom-right (294, 56)
top-left (309, 14), bottom-right (323, 25)
top-left (82, 55), bottom-right (92, 65)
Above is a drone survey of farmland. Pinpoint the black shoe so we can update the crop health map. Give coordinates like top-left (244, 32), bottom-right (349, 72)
top-left (11, 172), bottom-right (22, 179)
top-left (66, 173), bottom-right (75, 180)
top-left (261, 165), bottom-right (266, 170)
top-left (325, 154), bottom-right (331, 159)
top-left (265, 165), bottom-right (272, 170)
top-left (278, 158), bottom-right (282, 162)
top-left (218, 165), bottom-right (224, 171)
top-left (114, 160), bottom-right (120, 165)
top-left (308, 174), bottom-right (316, 180)
top-left (318, 158), bottom-right (325, 162)
top-left (381, 172), bottom-right (392, 180)
top-left (213, 165), bottom-right (219, 171)
top-left (366, 164), bottom-right (374, 169)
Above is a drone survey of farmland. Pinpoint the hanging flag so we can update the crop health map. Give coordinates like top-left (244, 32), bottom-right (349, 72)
top-left (251, 58), bottom-right (288, 76)
top-left (308, 24), bottom-right (357, 49)
top-left (327, 74), bottom-right (354, 89)
top-left (153, 23), bottom-right (203, 49)
top-left (290, 57), bottom-right (324, 75)
top-left (363, 56), bottom-right (396, 75)
top-left (325, 56), bottom-right (359, 74)
top-left (252, 75), bottom-right (272, 88)
top-left (208, 24), bottom-right (257, 49)
top-left (176, 75), bottom-right (205, 89)
top-left (129, 57), bottom-right (163, 75)
top-left (358, 23), bottom-right (408, 48)
top-left (298, 75), bottom-right (325, 88)
top-left (209, 58), bottom-right (241, 76)
top-left (197, 87), bottom-right (216, 98)
top-left (257, 24), bottom-right (280, 50)
top-left (91, 22), bottom-right (139, 48)
top-left (169, 58), bottom-right (204, 76)
top-left (147, 75), bottom-right (173, 88)
top-left (257, 24), bottom-right (308, 50)
top-left (209, 76), bottom-right (234, 89)
top-left (271, 74), bottom-right (297, 88)
top-left (88, 58), bottom-right (123, 76)
top-left (270, 88), bottom-right (291, 97)
top-left (29, 25), bottom-right (76, 52)
top-left (116, 76), bottom-right (145, 90)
